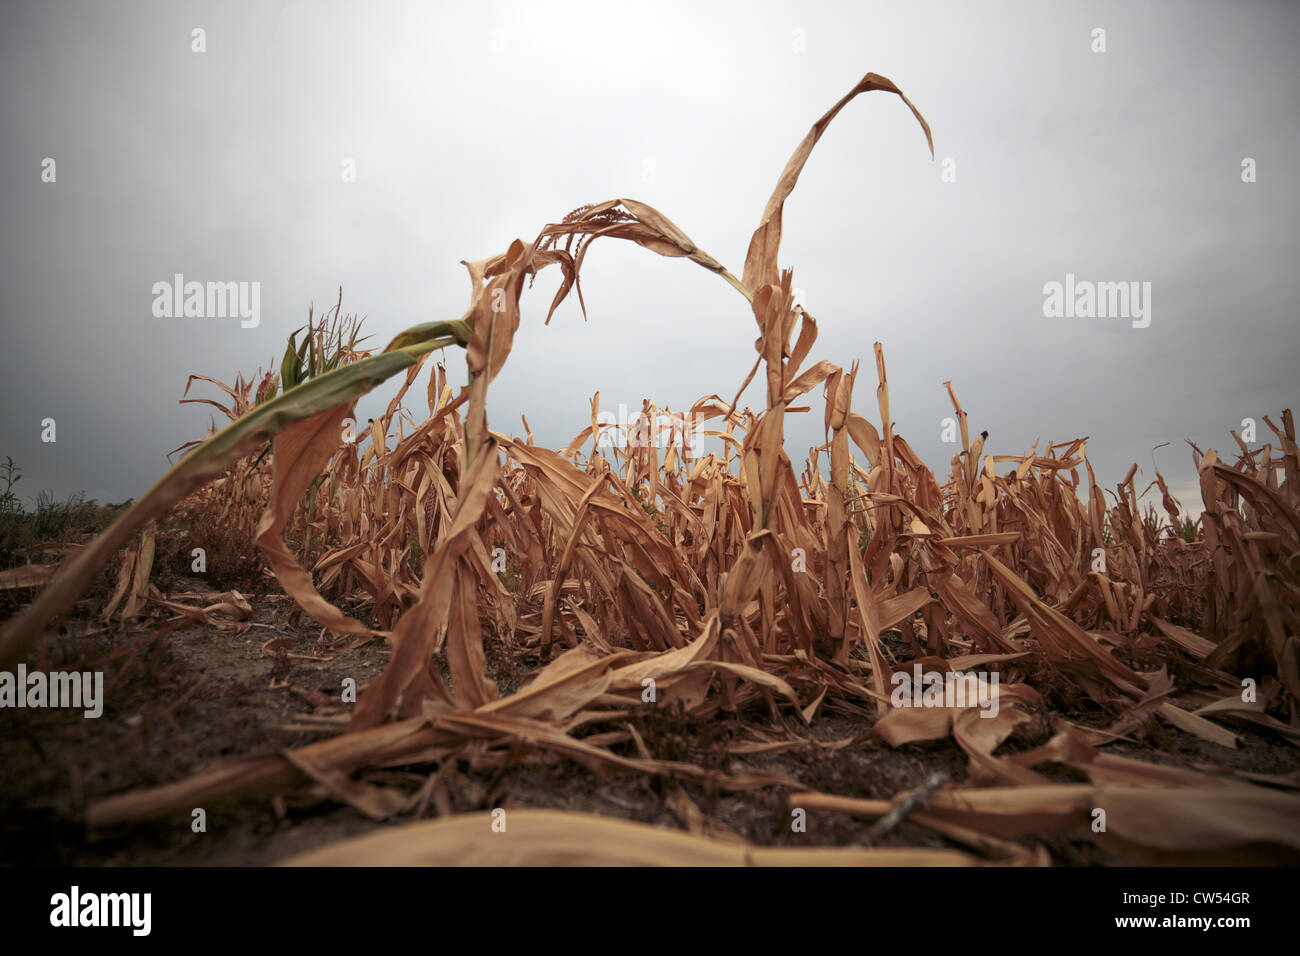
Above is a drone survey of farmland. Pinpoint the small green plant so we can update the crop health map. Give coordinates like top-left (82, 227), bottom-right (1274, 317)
top-left (631, 484), bottom-right (669, 537)
top-left (1139, 504), bottom-right (1199, 544)
top-left (272, 291), bottom-right (372, 402)
top-left (0, 457), bottom-right (20, 519)
top-left (0, 457), bottom-right (26, 568)
top-left (1142, 504), bottom-right (1163, 542)
top-left (1171, 513), bottom-right (1198, 543)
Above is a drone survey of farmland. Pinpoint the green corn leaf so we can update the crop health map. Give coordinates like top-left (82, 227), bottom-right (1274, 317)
top-left (281, 331), bottom-right (301, 389)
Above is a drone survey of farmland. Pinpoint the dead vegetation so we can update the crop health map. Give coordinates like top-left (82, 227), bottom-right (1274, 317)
top-left (2, 73), bottom-right (1298, 866)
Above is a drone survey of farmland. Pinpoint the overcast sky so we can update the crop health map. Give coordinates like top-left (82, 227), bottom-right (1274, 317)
top-left (2, 0), bottom-right (1296, 520)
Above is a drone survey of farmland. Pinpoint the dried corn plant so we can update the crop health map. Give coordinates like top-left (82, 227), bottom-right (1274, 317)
top-left (5, 72), bottom-right (1298, 864)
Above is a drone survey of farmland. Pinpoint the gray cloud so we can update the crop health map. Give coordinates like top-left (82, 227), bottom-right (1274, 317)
top-left (2, 0), bottom-right (1296, 519)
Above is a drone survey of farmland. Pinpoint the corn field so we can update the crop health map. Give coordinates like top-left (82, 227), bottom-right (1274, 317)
top-left (3, 73), bottom-right (1297, 866)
